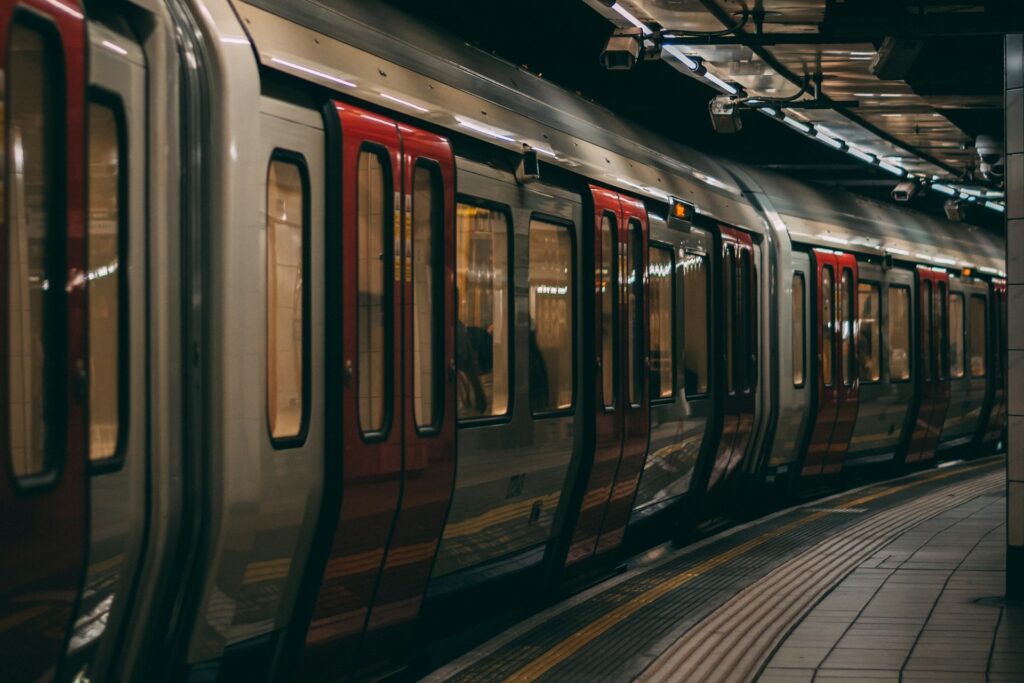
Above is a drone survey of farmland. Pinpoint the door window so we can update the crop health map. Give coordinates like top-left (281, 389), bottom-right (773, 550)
top-left (839, 269), bottom-right (854, 386)
top-left (357, 148), bottom-right (391, 434)
top-left (888, 285), bottom-right (911, 381)
top-left (921, 280), bottom-right (932, 381)
top-left (683, 253), bottom-right (708, 396)
top-left (412, 163), bottom-right (443, 429)
top-left (792, 272), bottom-right (805, 386)
top-left (601, 214), bottom-right (616, 408)
top-left (649, 244), bottom-right (673, 400)
top-left (949, 292), bottom-right (965, 379)
top-left (857, 282), bottom-right (880, 383)
top-left (5, 22), bottom-right (63, 479)
top-left (821, 266), bottom-right (834, 387)
top-left (723, 247), bottom-right (734, 393)
top-left (969, 295), bottom-right (987, 378)
top-left (626, 220), bottom-right (643, 406)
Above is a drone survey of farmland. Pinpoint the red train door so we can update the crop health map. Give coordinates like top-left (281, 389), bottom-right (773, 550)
top-left (705, 226), bottom-right (756, 497)
top-left (0, 3), bottom-right (89, 681)
top-left (822, 253), bottom-right (859, 476)
top-left (800, 249), bottom-right (840, 484)
top-left (300, 102), bottom-right (456, 677)
top-left (564, 186), bottom-right (649, 571)
top-left (906, 267), bottom-right (951, 464)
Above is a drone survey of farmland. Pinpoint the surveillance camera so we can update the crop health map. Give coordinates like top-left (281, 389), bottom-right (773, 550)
top-left (709, 95), bottom-right (742, 133)
top-left (891, 180), bottom-right (919, 202)
top-left (975, 134), bottom-right (1003, 164)
top-left (979, 159), bottom-right (1005, 181)
top-left (600, 28), bottom-right (642, 71)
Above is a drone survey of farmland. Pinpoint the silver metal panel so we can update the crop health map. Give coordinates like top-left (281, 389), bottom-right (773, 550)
top-left (432, 161), bottom-right (584, 578)
top-left (633, 222), bottom-right (711, 517)
top-left (230, 0), bottom-right (765, 232)
top-left (67, 21), bottom-right (148, 682)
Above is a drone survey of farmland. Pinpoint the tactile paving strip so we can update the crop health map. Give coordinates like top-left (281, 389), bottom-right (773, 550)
top-left (432, 457), bottom-right (1004, 682)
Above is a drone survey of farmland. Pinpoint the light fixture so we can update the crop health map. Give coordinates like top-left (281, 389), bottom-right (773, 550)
top-left (931, 183), bottom-right (957, 196)
top-left (815, 131), bottom-right (845, 150)
top-left (848, 147), bottom-right (876, 164)
top-left (878, 161), bottom-right (906, 176)
top-left (610, 2), bottom-right (651, 35)
top-left (783, 115), bottom-right (811, 133)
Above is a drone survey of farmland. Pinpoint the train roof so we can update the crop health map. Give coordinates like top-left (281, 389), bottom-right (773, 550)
top-left (727, 162), bottom-right (1005, 274)
top-left (232, 0), bottom-right (1003, 273)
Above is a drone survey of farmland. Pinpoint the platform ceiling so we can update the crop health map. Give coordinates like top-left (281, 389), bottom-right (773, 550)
top-left (381, 0), bottom-right (1011, 233)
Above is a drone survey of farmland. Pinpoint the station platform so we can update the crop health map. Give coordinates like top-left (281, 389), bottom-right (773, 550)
top-left (423, 456), bottom-right (1020, 682)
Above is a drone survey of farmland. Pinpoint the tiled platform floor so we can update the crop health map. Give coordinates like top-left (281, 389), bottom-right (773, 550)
top-left (760, 489), bottom-right (1023, 682)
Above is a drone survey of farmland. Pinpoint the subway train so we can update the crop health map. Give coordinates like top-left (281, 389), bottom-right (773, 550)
top-left (0, 0), bottom-right (1007, 681)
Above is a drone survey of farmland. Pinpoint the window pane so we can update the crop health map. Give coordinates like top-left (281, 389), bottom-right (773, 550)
top-left (949, 293), bottom-right (964, 378)
top-left (857, 282), bottom-right (881, 382)
top-left (888, 286), bottom-right (911, 381)
top-left (839, 269), bottom-right (854, 386)
top-left (6, 24), bottom-right (61, 478)
top-left (412, 165), bottom-right (441, 428)
top-left (649, 245), bottom-right (673, 399)
top-left (600, 214), bottom-right (616, 408)
top-left (724, 247), bottom-right (734, 393)
top-left (936, 282), bottom-right (948, 379)
top-left (456, 202), bottom-right (510, 419)
top-left (969, 295), bottom-right (986, 378)
top-left (88, 103), bottom-right (123, 459)
top-left (741, 249), bottom-right (755, 390)
top-left (821, 266), bottom-right (834, 387)
top-left (682, 253), bottom-right (708, 396)
top-left (792, 273), bottom-right (805, 386)
top-left (626, 221), bottom-right (643, 405)
top-left (528, 219), bottom-right (573, 413)
top-left (921, 281), bottom-right (932, 381)
top-left (357, 150), bottom-right (388, 433)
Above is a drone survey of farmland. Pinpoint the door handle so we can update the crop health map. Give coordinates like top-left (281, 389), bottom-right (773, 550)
top-left (343, 359), bottom-right (354, 388)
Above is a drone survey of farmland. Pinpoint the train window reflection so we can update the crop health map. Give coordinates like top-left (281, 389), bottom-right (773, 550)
top-left (5, 22), bottom-right (62, 478)
top-left (949, 292), bottom-right (965, 379)
top-left (821, 266), bottom-right (834, 387)
top-left (683, 253), bottom-right (708, 396)
top-left (921, 281), bottom-right (932, 381)
top-left (626, 220), bottom-right (644, 406)
top-left (936, 281), bottom-right (948, 380)
top-left (839, 269), bottom-right (854, 387)
top-left (792, 272), bottom-right (805, 386)
top-left (357, 148), bottom-right (390, 434)
top-left (740, 248), bottom-right (755, 391)
top-left (456, 202), bottom-right (510, 419)
top-left (857, 282), bottom-right (881, 383)
top-left (969, 295), bottom-right (986, 378)
top-left (888, 285), bottom-right (911, 381)
top-left (724, 247), bottom-right (734, 393)
top-left (412, 163), bottom-right (442, 429)
top-left (649, 245), bottom-right (673, 400)
top-left (529, 218), bottom-right (574, 414)
top-left (600, 214), bottom-right (616, 409)
top-left (89, 102), bottom-right (125, 459)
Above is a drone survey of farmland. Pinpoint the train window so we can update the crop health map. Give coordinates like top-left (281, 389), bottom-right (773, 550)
top-left (949, 292), bottom-right (965, 379)
top-left (740, 248), bottom-right (756, 391)
top-left (921, 281), bottom-right (932, 381)
top-left (529, 218), bottom-right (574, 414)
top-left (626, 220), bottom-right (644, 406)
top-left (888, 285), bottom-right (911, 381)
top-left (601, 214), bottom-right (616, 409)
top-left (723, 247), bottom-right (735, 393)
top-left (839, 269), bottom-right (854, 387)
top-left (649, 244), bottom-right (673, 400)
top-left (682, 253), bottom-right (709, 396)
top-left (5, 22), bottom-right (63, 479)
top-left (857, 282), bottom-right (881, 383)
top-left (936, 281), bottom-right (948, 380)
top-left (821, 266), bottom-right (834, 387)
top-left (88, 102), bottom-right (126, 460)
top-left (357, 148), bottom-right (391, 434)
top-left (792, 272), bottom-right (805, 386)
top-left (456, 201), bottom-right (510, 420)
top-left (969, 295), bottom-right (987, 378)
top-left (412, 163), bottom-right (443, 429)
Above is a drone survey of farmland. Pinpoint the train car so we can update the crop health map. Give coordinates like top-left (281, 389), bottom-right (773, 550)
top-left (0, 0), bottom-right (1007, 681)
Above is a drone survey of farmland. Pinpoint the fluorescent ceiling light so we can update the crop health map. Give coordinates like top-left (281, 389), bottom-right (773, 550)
top-left (848, 147), bottom-right (875, 164)
top-left (931, 183), bottom-right (957, 196)
top-left (663, 44), bottom-right (701, 72)
top-left (986, 201), bottom-right (1006, 212)
top-left (783, 116), bottom-right (811, 133)
top-left (815, 132), bottom-right (844, 149)
top-left (878, 161), bottom-right (906, 176)
top-left (611, 3), bottom-right (652, 35)
top-left (704, 72), bottom-right (738, 95)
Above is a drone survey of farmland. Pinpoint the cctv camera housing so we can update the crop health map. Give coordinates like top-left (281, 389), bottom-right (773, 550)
top-left (600, 28), bottom-right (642, 71)
top-left (891, 180), bottom-right (918, 202)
